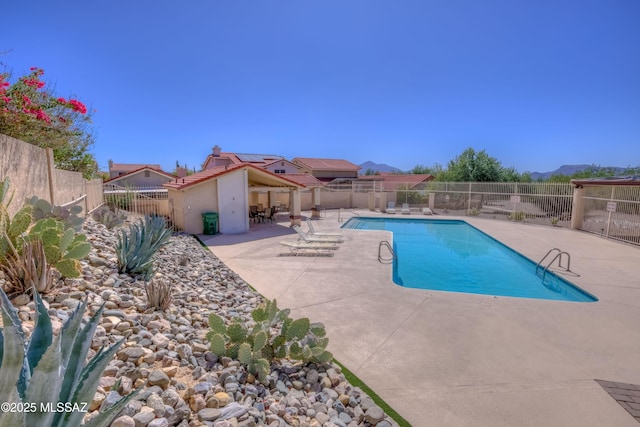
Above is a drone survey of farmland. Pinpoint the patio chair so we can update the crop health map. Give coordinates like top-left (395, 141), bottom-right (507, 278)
top-left (401, 203), bottom-right (411, 214)
top-left (249, 205), bottom-right (259, 222)
top-left (386, 202), bottom-right (396, 214)
top-left (293, 226), bottom-right (343, 243)
top-left (279, 240), bottom-right (339, 255)
top-left (263, 207), bottom-right (275, 223)
top-left (422, 207), bottom-right (433, 215)
top-left (306, 218), bottom-right (343, 237)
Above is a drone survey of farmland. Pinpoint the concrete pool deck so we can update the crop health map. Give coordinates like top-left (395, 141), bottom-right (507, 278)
top-left (199, 210), bottom-right (640, 427)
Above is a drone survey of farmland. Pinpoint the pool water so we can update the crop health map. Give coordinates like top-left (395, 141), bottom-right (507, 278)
top-left (342, 218), bottom-right (597, 302)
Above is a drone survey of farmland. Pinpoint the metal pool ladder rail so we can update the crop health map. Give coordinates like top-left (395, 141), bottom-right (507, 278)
top-left (536, 248), bottom-right (571, 282)
top-left (378, 240), bottom-right (397, 264)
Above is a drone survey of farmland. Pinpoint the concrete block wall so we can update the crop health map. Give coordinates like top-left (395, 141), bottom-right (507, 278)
top-left (0, 133), bottom-right (102, 217)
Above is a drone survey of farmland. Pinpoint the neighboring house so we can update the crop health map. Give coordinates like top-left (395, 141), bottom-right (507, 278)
top-left (108, 160), bottom-right (162, 179)
top-left (279, 174), bottom-right (325, 188)
top-left (357, 173), bottom-right (434, 191)
top-left (291, 157), bottom-right (361, 182)
top-left (104, 166), bottom-right (176, 188)
top-left (163, 163), bottom-right (305, 234)
top-left (262, 159), bottom-right (303, 175)
top-left (202, 145), bottom-right (284, 170)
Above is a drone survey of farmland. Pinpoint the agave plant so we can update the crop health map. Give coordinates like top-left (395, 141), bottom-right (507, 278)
top-left (116, 215), bottom-right (172, 280)
top-left (0, 287), bottom-right (140, 427)
top-left (1, 178), bottom-right (90, 296)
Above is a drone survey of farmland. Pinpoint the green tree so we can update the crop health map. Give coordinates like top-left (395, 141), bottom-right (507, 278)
top-left (0, 67), bottom-right (97, 178)
top-left (410, 164), bottom-right (432, 174)
top-left (445, 148), bottom-right (503, 181)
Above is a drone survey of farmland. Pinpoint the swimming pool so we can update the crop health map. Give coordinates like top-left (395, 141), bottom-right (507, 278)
top-left (342, 217), bottom-right (597, 302)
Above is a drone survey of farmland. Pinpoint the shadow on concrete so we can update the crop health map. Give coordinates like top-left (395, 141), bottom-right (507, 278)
top-left (197, 218), bottom-right (298, 246)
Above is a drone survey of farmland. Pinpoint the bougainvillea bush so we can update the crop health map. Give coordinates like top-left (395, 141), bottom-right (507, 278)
top-left (0, 67), bottom-right (97, 178)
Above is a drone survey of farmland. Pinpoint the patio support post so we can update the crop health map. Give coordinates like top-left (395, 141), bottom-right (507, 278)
top-left (249, 190), bottom-right (259, 206)
top-left (571, 186), bottom-right (585, 229)
top-left (311, 187), bottom-right (321, 218)
top-left (268, 190), bottom-right (278, 209)
top-left (290, 188), bottom-right (302, 226)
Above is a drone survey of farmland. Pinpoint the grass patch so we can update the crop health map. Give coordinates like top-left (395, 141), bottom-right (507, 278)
top-left (333, 359), bottom-right (412, 427)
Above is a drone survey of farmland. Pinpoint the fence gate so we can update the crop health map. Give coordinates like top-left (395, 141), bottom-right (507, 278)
top-left (580, 185), bottom-right (640, 245)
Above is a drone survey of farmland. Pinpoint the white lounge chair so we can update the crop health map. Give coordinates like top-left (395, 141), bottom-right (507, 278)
top-left (422, 207), bottom-right (433, 215)
top-left (293, 226), bottom-right (343, 243)
top-left (279, 240), bottom-right (338, 255)
top-left (306, 218), bottom-right (343, 237)
top-left (401, 203), bottom-right (411, 214)
top-left (386, 202), bottom-right (396, 214)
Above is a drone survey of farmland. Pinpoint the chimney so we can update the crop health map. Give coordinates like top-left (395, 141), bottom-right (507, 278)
top-left (212, 145), bottom-right (221, 157)
top-left (176, 167), bottom-right (187, 178)
top-left (108, 159), bottom-right (113, 171)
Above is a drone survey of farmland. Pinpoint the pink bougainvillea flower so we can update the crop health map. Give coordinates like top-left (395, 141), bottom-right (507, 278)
top-left (68, 99), bottom-right (87, 114)
top-left (57, 97), bottom-right (67, 103)
top-left (35, 109), bottom-right (51, 123)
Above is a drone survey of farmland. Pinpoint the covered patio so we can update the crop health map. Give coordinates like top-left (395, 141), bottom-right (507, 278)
top-left (164, 164), bottom-right (306, 234)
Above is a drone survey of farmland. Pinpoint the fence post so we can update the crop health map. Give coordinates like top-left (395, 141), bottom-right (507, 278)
top-left (605, 186), bottom-right (615, 237)
top-left (46, 148), bottom-right (56, 205)
top-left (570, 186), bottom-right (585, 229)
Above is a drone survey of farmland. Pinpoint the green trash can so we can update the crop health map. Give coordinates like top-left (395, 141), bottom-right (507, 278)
top-left (202, 212), bottom-right (219, 235)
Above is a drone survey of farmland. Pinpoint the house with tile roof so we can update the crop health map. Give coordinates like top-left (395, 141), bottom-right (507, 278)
top-left (108, 160), bottom-right (162, 179)
top-left (104, 166), bottom-right (176, 187)
top-left (291, 157), bottom-right (361, 182)
top-left (202, 145), bottom-right (285, 170)
top-left (163, 163), bottom-right (306, 234)
top-left (262, 158), bottom-right (303, 175)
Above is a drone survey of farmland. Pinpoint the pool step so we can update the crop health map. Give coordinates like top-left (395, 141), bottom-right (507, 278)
top-left (536, 248), bottom-right (572, 282)
top-left (378, 240), bottom-right (397, 264)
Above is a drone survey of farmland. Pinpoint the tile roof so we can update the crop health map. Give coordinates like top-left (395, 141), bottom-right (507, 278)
top-left (163, 163), bottom-right (305, 190)
top-left (203, 152), bottom-right (285, 169)
top-left (281, 174), bottom-right (325, 187)
top-left (104, 166), bottom-right (175, 183)
top-left (292, 157), bottom-right (361, 171)
top-left (110, 163), bottom-right (161, 172)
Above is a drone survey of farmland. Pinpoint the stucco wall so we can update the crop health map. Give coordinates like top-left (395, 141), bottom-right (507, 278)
top-left (86, 179), bottom-right (103, 213)
top-left (217, 170), bottom-right (249, 234)
top-left (167, 190), bottom-right (185, 230)
top-left (264, 163), bottom-right (300, 174)
top-left (0, 134), bottom-right (51, 216)
top-left (0, 133), bottom-right (103, 218)
top-left (180, 179), bottom-right (218, 234)
top-left (312, 170), bottom-right (358, 179)
top-left (54, 168), bottom-right (86, 205)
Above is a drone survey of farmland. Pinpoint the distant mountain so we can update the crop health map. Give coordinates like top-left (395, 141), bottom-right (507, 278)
top-left (359, 161), bottom-right (403, 175)
top-left (530, 164), bottom-right (626, 181)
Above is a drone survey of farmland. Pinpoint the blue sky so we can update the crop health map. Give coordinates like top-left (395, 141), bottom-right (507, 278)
top-left (2, 0), bottom-right (639, 174)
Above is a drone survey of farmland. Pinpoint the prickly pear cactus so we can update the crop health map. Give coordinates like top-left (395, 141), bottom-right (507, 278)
top-left (26, 196), bottom-right (85, 231)
top-left (28, 218), bottom-right (90, 282)
top-left (205, 299), bottom-right (334, 382)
